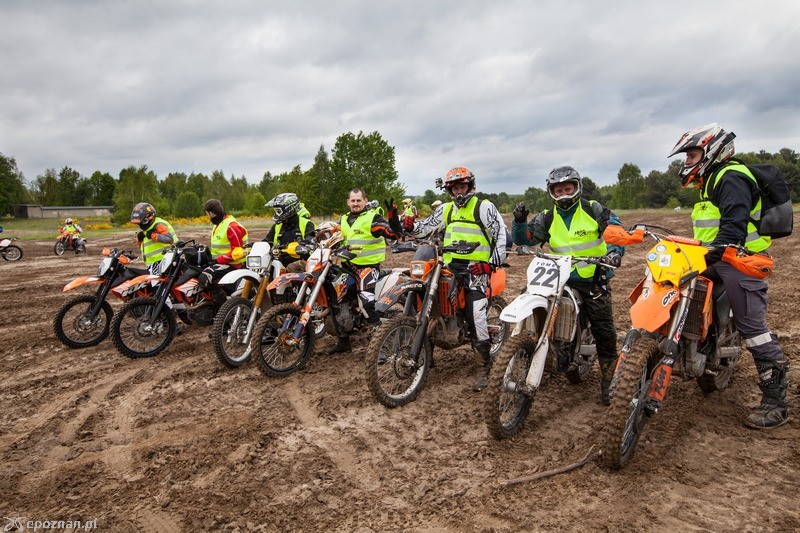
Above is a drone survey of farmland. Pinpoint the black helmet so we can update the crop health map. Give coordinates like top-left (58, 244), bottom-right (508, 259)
top-left (130, 202), bottom-right (156, 226)
top-left (266, 193), bottom-right (300, 223)
top-left (546, 166), bottom-right (582, 210)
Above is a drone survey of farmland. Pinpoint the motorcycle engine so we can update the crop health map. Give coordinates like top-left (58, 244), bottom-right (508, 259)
top-left (332, 303), bottom-right (357, 334)
top-left (190, 306), bottom-right (216, 327)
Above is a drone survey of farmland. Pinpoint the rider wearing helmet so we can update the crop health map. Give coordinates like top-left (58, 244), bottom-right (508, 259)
top-left (324, 187), bottom-right (403, 355)
top-left (511, 166), bottom-right (625, 404)
top-left (262, 193), bottom-right (316, 273)
top-left (198, 199), bottom-right (249, 301)
top-left (131, 202), bottom-right (177, 270)
top-left (401, 197), bottom-right (418, 226)
top-left (405, 166), bottom-right (508, 391)
top-left (670, 123), bottom-right (788, 429)
top-left (61, 218), bottom-right (83, 250)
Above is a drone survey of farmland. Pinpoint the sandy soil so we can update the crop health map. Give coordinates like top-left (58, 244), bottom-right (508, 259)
top-left (1, 212), bottom-right (798, 532)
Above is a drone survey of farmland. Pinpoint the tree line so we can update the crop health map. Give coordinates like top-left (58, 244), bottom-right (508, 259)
top-left (2, 132), bottom-right (798, 222)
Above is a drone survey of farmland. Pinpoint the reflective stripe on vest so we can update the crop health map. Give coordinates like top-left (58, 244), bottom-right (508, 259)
top-left (548, 201), bottom-right (607, 280)
top-left (273, 217), bottom-right (312, 247)
top-left (140, 217), bottom-right (177, 264)
top-left (443, 196), bottom-right (492, 263)
top-left (340, 211), bottom-right (385, 265)
top-left (692, 163), bottom-right (771, 253)
top-left (211, 215), bottom-right (249, 264)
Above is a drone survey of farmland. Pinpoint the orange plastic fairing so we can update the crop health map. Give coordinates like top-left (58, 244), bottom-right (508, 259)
top-left (630, 281), bottom-right (679, 332)
top-left (603, 225), bottom-right (644, 246)
top-left (722, 247), bottom-right (773, 278)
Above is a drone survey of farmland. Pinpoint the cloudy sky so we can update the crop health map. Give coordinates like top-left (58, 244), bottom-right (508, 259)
top-left (2, 0), bottom-right (799, 195)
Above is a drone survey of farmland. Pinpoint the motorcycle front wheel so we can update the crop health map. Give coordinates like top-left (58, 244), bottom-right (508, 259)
top-left (111, 297), bottom-right (177, 358)
top-left (365, 316), bottom-right (432, 408)
top-left (252, 303), bottom-right (313, 377)
top-left (53, 294), bottom-right (113, 348)
top-left (484, 332), bottom-right (536, 439)
top-left (211, 296), bottom-right (256, 368)
top-left (75, 242), bottom-right (86, 255)
top-left (599, 337), bottom-right (657, 469)
top-left (54, 241), bottom-right (66, 256)
top-left (1, 245), bottom-right (23, 261)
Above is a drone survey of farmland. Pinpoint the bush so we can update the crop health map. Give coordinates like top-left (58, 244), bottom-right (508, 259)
top-left (173, 191), bottom-right (202, 218)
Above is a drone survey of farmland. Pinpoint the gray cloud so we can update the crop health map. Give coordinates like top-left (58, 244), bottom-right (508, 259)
top-left (1, 0), bottom-right (798, 195)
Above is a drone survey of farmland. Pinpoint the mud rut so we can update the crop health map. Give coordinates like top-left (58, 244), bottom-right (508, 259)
top-left (1, 212), bottom-right (798, 531)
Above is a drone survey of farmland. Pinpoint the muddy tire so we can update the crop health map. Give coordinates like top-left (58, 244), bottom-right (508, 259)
top-left (212, 296), bottom-right (256, 368)
top-left (54, 241), bottom-right (66, 256)
top-left (600, 338), bottom-right (658, 470)
top-left (1, 244), bottom-right (23, 261)
top-left (697, 320), bottom-right (742, 393)
top-left (53, 294), bottom-right (113, 348)
top-left (485, 333), bottom-right (536, 440)
top-left (111, 297), bottom-right (176, 358)
top-left (252, 303), bottom-right (313, 377)
top-left (365, 316), bottom-right (431, 408)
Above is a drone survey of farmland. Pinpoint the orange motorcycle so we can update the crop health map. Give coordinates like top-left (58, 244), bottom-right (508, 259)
top-left (55, 229), bottom-right (86, 255)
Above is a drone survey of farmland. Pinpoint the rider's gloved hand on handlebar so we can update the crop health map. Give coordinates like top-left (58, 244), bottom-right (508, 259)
top-left (602, 252), bottom-right (622, 268)
top-left (136, 231), bottom-right (145, 243)
top-left (469, 262), bottom-right (494, 276)
top-left (513, 202), bottom-right (529, 223)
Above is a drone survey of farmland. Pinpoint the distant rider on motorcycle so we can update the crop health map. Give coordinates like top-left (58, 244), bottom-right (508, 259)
top-left (199, 199), bottom-right (249, 303)
top-left (325, 187), bottom-right (402, 355)
top-left (61, 218), bottom-right (83, 251)
top-left (131, 202), bottom-right (178, 273)
top-left (511, 166), bottom-right (625, 404)
top-left (262, 193), bottom-right (316, 273)
top-left (404, 167), bottom-right (508, 391)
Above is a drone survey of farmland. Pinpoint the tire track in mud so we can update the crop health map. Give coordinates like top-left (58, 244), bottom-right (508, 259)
top-left (104, 359), bottom-right (186, 476)
top-left (283, 379), bottom-right (384, 492)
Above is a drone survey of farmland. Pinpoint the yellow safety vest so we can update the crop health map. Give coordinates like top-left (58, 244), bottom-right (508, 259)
top-left (273, 216), bottom-right (312, 247)
top-left (340, 211), bottom-right (385, 266)
top-left (442, 196), bottom-right (492, 263)
top-left (692, 163), bottom-right (770, 253)
top-left (140, 217), bottom-right (177, 264)
top-left (548, 201), bottom-right (607, 280)
top-left (211, 215), bottom-right (249, 265)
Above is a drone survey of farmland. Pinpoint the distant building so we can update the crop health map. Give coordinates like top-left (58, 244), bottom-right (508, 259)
top-left (11, 204), bottom-right (114, 219)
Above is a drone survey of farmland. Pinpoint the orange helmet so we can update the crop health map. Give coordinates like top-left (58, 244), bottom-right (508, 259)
top-left (443, 166), bottom-right (476, 207)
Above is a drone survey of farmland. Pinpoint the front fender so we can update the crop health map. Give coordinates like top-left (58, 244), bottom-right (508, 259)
top-left (63, 276), bottom-right (103, 292)
top-left (375, 279), bottom-right (425, 313)
top-left (111, 273), bottom-right (164, 295)
top-left (630, 282), bottom-right (679, 332)
top-left (219, 268), bottom-right (261, 287)
top-left (499, 293), bottom-right (549, 323)
top-left (267, 272), bottom-right (314, 291)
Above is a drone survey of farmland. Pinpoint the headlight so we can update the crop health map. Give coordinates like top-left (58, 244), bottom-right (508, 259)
top-left (247, 256), bottom-right (262, 269)
top-left (159, 251), bottom-right (175, 273)
top-left (411, 263), bottom-right (425, 277)
top-left (97, 257), bottom-right (112, 276)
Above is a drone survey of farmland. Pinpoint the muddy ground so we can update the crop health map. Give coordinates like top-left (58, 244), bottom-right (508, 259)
top-left (1, 212), bottom-right (798, 532)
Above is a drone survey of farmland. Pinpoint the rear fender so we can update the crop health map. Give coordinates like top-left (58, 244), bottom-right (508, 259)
top-left (63, 276), bottom-right (103, 292)
top-left (111, 274), bottom-right (165, 298)
top-left (268, 272), bottom-right (314, 291)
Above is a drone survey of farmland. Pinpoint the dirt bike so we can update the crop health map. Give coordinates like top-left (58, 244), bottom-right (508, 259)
top-left (0, 227), bottom-right (23, 261)
top-left (365, 239), bottom-right (508, 408)
top-left (250, 229), bottom-right (380, 378)
top-left (210, 241), bottom-right (323, 368)
top-left (55, 229), bottom-right (86, 255)
top-left (53, 247), bottom-right (152, 348)
top-left (484, 250), bottom-right (615, 439)
top-left (110, 241), bottom-right (260, 358)
top-left (599, 224), bottom-right (744, 469)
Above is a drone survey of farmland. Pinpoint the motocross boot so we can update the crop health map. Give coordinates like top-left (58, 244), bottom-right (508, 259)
top-left (746, 359), bottom-right (789, 429)
top-left (472, 340), bottom-right (493, 392)
top-left (325, 336), bottom-right (352, 355)
top-left (598, 356), bottom-right (617, 406)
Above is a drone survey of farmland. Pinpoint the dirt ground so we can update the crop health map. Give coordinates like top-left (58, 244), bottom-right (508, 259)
top-left (1, 212), bottom-right (798, 532)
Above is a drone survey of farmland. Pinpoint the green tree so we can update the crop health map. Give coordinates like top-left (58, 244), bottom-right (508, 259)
top-left (173, 190), bottom-right (202, 218)
top-left (244, 190), bottom-right (267, 216)
top-left (112, 165), bottom-right (161, 224)
top-left (32, 169), bottom-right (60, 206)
top-left (329, 131), bottom-right (404, 214)
top-left (521, 185), bottom-right (551, 213)
top-left (57, 166), bottom-right (82, 205)
top-left (0, 153), bottom-right (28, 215)
top-left (159, 172), bottom-right (187, 203)
top-left (206, 170), bottom-right (231, 206)
top-left (186, 172), bottom-right (210, 202)
top-left (581, 177), bottom-right (602, 202)
top-left (77, 171), bottom-right (116, 206)
top-left (611, 163), bottom-right (646, 209)
top-left (228, 175), bottom-right (249, 212)
top-left (303, 145), bottom-right (332, 215)
top-left (643, 169), bottom-right (679, 208)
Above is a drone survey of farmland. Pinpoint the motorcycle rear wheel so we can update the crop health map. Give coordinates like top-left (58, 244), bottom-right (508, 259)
top-left (600, 337), bottom-right (657, 469)
top-left (485, 333), bottom-right (536, 440)
top-left (365, 316), bottom-right (432, 408)
top-left (212, 296), bottom-right (256, 368)
top-left (252, 303), bottom-right (313, 377)
top-left (111, 297), bottom-right (177, 358)
top-left (1, 245), bottom-right (23, 261)
top-left (54, 241), bottom-right (66, 256)
top-left (697, 320), bottom-right (742, 393)
top-left (53, 294), bottom-right (113, 348)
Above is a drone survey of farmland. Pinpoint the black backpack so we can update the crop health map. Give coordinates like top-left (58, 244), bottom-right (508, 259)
top-left (746, 164), bottom-right (793, 239)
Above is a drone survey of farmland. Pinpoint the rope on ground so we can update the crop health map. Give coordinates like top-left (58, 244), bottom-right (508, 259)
top-left (501, 444), bottom-right (600, 486)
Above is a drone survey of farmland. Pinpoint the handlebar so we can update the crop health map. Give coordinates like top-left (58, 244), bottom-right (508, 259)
top-left (528, 249), bottom-right (618, 270)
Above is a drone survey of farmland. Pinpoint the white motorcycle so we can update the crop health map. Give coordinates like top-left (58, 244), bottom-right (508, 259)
top-left (484, 250), bottom-right (614, 439)
top-left (0, 227), bottom-right (23, 261)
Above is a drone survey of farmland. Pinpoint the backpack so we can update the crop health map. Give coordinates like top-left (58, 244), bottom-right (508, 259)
top-left (746, 164), bottom-right (793, 239)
